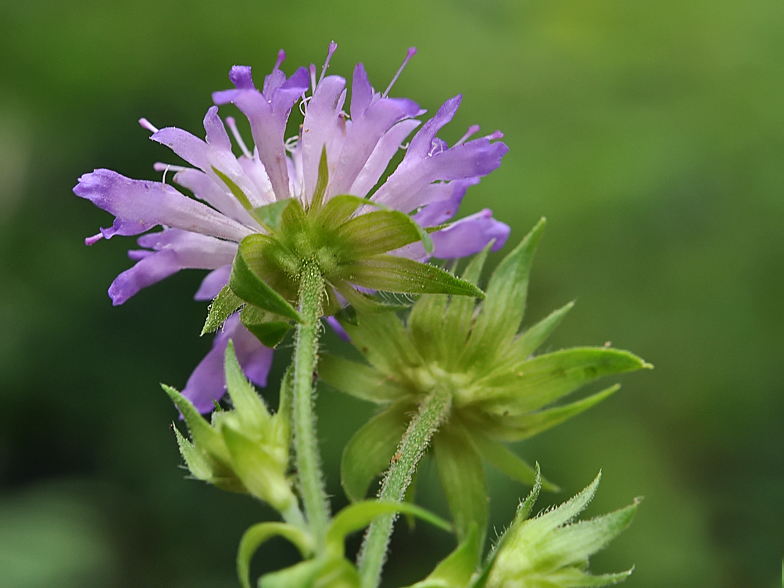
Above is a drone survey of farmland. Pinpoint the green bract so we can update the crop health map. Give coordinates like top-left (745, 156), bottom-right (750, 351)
top-left (203, 152), bottom-right (483, 345)
top-left (164, 341), bottom-right (296, 515)
top-left (320, 220), bottom-right (651, 549)
top-left (484, 467), bottom-right (638, 588)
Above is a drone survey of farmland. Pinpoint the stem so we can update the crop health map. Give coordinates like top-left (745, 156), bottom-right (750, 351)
top-left (292, 257), bottom-right (330, 544)
top-left (357, 385), bottom-right (452, 588)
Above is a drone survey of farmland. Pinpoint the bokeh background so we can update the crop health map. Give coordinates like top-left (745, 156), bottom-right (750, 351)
top-left (1, 1), bottom-right (782, 587)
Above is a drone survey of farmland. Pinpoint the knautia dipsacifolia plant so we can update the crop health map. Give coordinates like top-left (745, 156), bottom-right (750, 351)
top-left (74, 43), bottom-right (648, 588)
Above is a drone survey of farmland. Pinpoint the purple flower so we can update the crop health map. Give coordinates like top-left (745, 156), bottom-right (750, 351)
top-left (75, 44), bottom-right (509, 411)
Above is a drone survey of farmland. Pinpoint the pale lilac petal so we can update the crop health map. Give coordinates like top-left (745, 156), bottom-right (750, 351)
top-left (325, 316), bottom-right (351, 342)
top-left (411, 178), bottom-right (480, 226)
top-left (182, 314), bottom-right (273, 413)
top-left (229, 65), bottom-right (255, 90)
top-left (173, 168), bottom-right (259, 226)
top-left (301, 75), bottom-right (347, 201)
top-left (349, 63), bottom-right (374, 119)
top-left (408, 95), bottom-right (462, 158)
top-left (108, 230), bottom-right (237, 305)
top-left (214, 67), bottom-right (309, 201)
top-left (429, 210), bottom-right (510, 258)
top-left (74, 170), bottom-right (254, 242)
top-left (328, 97), bottom-right (420, 197)
top-left (195, 265), bottom-right (232, 300)
top-left (203, 106), bottom-right (232, 151)
top-left (348, 119), bottom-right (420, 197)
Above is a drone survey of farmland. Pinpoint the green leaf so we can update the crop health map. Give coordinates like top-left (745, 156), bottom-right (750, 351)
top-left (341, 401), bottom-right (411, 502)
top-left (475, 348), bottom-right (650, 415)
top-left (466, 428), bottom-right (559, 492)
top-left (334, 283), bottom-right (411, 314)
top-left (491, 384), bottom-right (621, 442)
top-left (237, 522), bottom-right (314, 588)
top-left (309, 146), bottom-right (330, 213)
top-left (314, 194), bottom-right (384, 228)
top-left (224, 341), bottom-right (270, 432)
top-left (202, 285), bottom-right (244, 335)
top-left (171, 425), bottom-right (213, 481)
top-left (212, 166), bottom-right (254, 212)
top-left (408, 294), bottom-right (448, 363)
top-left (161, 384), bottom-right (228, 462)
top-left (461, 219), bottom-right (546, 368)
top-left (325, 500), bottom-right (452, 559)
top-left (259, 560), bottom-right (321, 588)
top-left (405, 524), bottom-right (479, 588)
top-left (509, 301), bottom-right (574, 360)
top-left (336, 255), bottom-right (485, 298)
top-left (319, 355), bottom-right (409, 403)
top-left (434, 424), bottom-right (488, 552)
top-left (231, 236), bottom-right (302, 322)
top-left (545, 568), bottom-right (634, 587)
top-left (252, 199), bottom-right (294, 233)
top-left (335, 210), bottom-right (432, 257)
top-left (339, 310), bottom-right (423, 376)
top-left (240, 304), bottom-right (292, 347)
top-left (524, 471), bottom-right (601, 531)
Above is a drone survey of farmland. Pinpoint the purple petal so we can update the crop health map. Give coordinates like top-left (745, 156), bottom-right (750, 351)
top-left (328, 97), bottom-right (420, 197)
top-left (349, 63), bottom-right (374, 119)
top-left (410, 178), bottom-right (480, 226)
top-left (301, 75), bottom-right (347, 201)
top-left (182, 314), bottom-right (274, 413)
top-left (203, 106), bottom-right (232, 151)
top-left (74, 170), bottom-right (254, 242)
top-left (326, 316), bottom-right (351, 342)
top-left (173, 168), bottom-right (259, 225)
top-left (407, 95), bottom-right (462, 159)
top-left (349, 119), bottom-right (420, 197)
top-left (229, 66), bottom-right (255, 90)
top-left (108, 229), bottom-right (237, 305)
top-left (195, 264), bottom-right (232, 300)
top-left (429, 209), bottom-right (510, 258)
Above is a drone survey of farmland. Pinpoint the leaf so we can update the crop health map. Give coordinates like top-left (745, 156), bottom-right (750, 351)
top-left (461, 219), bottom-right (546, 369)
top-left (338, 310), bottom-right (423, 376)
top-left (334, 283), bottom-right (411, 314)
top-left (434, 424), bottom-right (488, 553)
top-left (237, 522), bottom-right (314, 588)
top-left (202, 285), bottom-right (244, 335)
top-left (325, 500), bottom-right (452, 559)
top-left (240, 304), bottom-right (292, 347)
top-left (408, 294), bottom-right (448, 363)
top-left (231, 235), bottom-right (302, 322)
top-left (252, 199), bottom-right (294, 233)
top-left (319, 355), bottom-right (409, 404)
top-left (224, 340), bottom-right (270, 432)
top-left (161, 384), bottom-right (228, 462)
top-left (508, 301), bottom-right (574, 361)
top-left (314, 194), bottom-right (385, 228)
top-left (212, 166), bottom-right (254, 212)
top-left (171, 425), bottom-right (213, 481)
top-left (475, 348), bottom-right (650, 415)
top-left (491, 385), bottom-right (621, 442)
top-left (341, 401), bottom-right (411, 502)
top-left (335, 209), bottom-right (432, 257)
top-left (336, 255), bottom-right (485, 298)
top-left (405, 524), bottom-right (479, 588)
top-left (466, 428), bottom-right (559, 492)
top-left (259, 560), bottom-right (321, 588)
top-left (309, 146), bottom-right (330, 213)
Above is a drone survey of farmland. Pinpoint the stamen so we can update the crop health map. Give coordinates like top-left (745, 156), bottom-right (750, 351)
top-left (455, 125), bottom-right (481, 146)
top-left (309, 64), bottom-right (318, 94)
top-left (273, 49), bottom-right (286, 72)
top-left (85, 233), bottom-right (103, 246)
top-left (485, 130), bottom-right (504, 141)
top-left (319, 41), bottom-right (338, 84)
top-left (139, 118), bottom-right (158, 133)
top-left (383, 47), bottom-right (417, 97)
top-left (299, 95), bottom-right (312, 117)
top-left (225, 116), bottom-right (252, 159)
top-left (284, 135), bottom-right (299, 153)
top-left (153, 162), bottom-right (187, 172)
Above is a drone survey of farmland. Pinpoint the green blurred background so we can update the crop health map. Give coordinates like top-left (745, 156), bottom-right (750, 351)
top-left (0, 1), bottom-right (781, 586)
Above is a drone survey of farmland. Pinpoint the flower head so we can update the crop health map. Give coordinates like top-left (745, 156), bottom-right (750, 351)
top-left (319, 220), bottom-right (650, 548)
top-left (74, 44), bottom-right (510, 410)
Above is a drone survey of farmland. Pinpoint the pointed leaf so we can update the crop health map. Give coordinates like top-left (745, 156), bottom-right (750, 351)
top-left (171, 425), bottom-right (213, 481)
top-left (336, 255), bottom-right (484, 298)
top-left (335, 283), bottom-right (411, 314)
top-left (341, 401), bottom-right (411, 502)
top-left (259, 560), bottom-right (321, 588)
top-left (526, 471), bottom-right (601, 531)
top-left (408, 294), bottom-right (448, 362)
top-left (509, 301), bottom-right (574, 360)
top-left (336, 209), bottom-right (431, 257)
top-left (252, 199), bottom-right (294, 233)
top-left (476, 348), bottom-right (650, 415)
top-left (237, 522), bottom-right (314, 588)
top-left (309, 146), bottom-right (330, 213)
top-left (434, 424), bottom-right (488, 552)
top-left (405, 524), bottom-right (479, 588)
top-left (467, 428), bottom-right (559, 492)
top-left (162, 384), bottom-right (226, 460)
top-left (224, 340), bottom-right (270, 431)
top-left (462, 219), bottom-right (546, 368)
top-left (546, 567), bottom-right (634, 587)
top-left (338, 310), bottom-right (423, 376)
top-left (240, 304), bottom-right (292, 347)
top-left (326, 500), bottom-right (452, 559)
top-left (314, 194), bottom-right (385, 228)
top-left (319, 355), bottom-right (409, 404)
top-left (516, 463), bottom-right (543, 521)
top-left (202, 285), bottom-right (244, 335)
top-left (231, 235), bottom-right (302, 322)
top-left (212, 166), bottom-right (254, 212)
top-left (492, 384), bottom-right (621, 442)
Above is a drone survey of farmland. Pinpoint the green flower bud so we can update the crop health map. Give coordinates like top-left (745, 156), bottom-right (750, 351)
top-left (164, 341), bottom-right (296, 515)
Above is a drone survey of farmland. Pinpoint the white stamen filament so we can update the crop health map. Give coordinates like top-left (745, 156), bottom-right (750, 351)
top-left (383, 47), bottom-right (417, 97)
top-left (309, 64), bottom-right (318, 94)
top-left (225, 116), bottom-right (252, 159)
top-left (139, 118), bottom-right (159, 133)
top-left (284, 135), bottom-right (299, 153)
top-left (153, 162), bottom-right (187, 173)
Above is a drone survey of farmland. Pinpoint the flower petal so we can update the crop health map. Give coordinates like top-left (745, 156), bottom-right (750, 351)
top-left (182, 314), bottom-right (273, 413)
top-left (74, 169), bottom-right (254, 242)
top-left (173, 168), bottom-right (259, 226)
top-left (195, 264), bottom-right (232, 301)
top-left (410, 177), bottom-right (480, 226)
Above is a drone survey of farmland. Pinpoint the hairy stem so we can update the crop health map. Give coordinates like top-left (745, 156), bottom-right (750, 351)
top-left (292, 257), bottom-right (330, 544)
top-left (357, 385), bottom-right (453, 588)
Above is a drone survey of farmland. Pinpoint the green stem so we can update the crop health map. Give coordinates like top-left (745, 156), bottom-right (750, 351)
top-left (357, 385), bottom-right (452, 588)
top-left (292, 257), bottom-right (330, 544)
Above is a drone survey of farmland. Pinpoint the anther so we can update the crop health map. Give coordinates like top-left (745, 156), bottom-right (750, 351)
top-left (455, 125), bottom-right (481, 146)
top-left (139, 118), bottom-right (159, 133)
top-left (383, 47), bottom-right (417, 97)
top-left (273, 49), bottom-right (286, 72)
